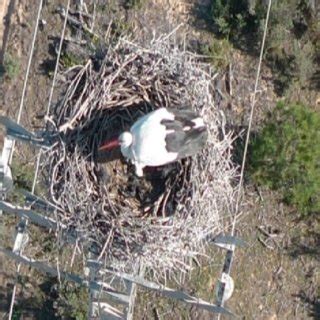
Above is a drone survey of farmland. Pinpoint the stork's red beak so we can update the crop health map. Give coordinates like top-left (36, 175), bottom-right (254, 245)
top-left (99, 138), bottom-right (120, 151)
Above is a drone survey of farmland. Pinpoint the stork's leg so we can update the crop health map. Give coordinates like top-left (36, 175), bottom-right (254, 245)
top-left (126, 174), bottom-right (139, 197)
top-left (134, 163), bottom-right (144, 177)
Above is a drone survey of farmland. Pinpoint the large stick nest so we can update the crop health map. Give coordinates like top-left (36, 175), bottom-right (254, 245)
top-left (43, 29), bottom-right (237, 278)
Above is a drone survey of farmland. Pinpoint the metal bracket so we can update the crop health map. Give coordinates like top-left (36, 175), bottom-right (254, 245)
top-left (0, 137), bottom-right (14, 214)
top-left (13, 219), bottom-right (29, 254)
top-left (211, 234), bottom-right (247, 250)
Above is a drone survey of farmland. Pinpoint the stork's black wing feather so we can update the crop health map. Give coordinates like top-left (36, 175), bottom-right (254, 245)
top-left (168, 109), bottom-right (200, 128)
top-left (161, 109), bottom-right (208, 158)
top-left (164, 126), bottom-right (208, 158)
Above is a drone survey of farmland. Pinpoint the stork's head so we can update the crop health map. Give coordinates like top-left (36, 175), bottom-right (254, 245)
top-left (119, 132), bottom-right (133, 148)
top-left (99, 132), bottom-right (133, 152)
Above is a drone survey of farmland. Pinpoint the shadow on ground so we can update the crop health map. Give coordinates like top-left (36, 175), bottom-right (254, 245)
top-left (0, 278), bottom-right (57, 319)
top-left (287, 229), bottom-right (320, 261)
top-left (294, 290), bottom-right (320, 320)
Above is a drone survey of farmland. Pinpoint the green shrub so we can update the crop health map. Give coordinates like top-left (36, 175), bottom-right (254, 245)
top-left (124, 0), bottom-right (146, 9)
top-left (11, 161), bottom-right (34, 191)
top-left (209, 0), bottom-right (319, 95)
top-left (55, 282), bottom-right (89, 319)
top-left (248, 102), bottom-right (320, 215)
top-left (200, 38), bottom-right (233, 70)
top-left (7, 161), bottom-right (35, 205)
top-left (210, 0), bottom-right (261, 39)
top-left (1, 54), bottom-right (20, 80)
top-left (60, 52), bottom-right (85, 68)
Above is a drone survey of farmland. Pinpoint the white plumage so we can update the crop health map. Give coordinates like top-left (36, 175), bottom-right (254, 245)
top-left (99, 107), bottom-right (208, 177)
top-left (120, 108), bottom-right (178, 176)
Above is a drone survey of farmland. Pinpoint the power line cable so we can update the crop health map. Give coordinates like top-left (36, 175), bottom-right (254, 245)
top-left (216, 1), bottom-right (272, 318)
top-left (7, 0), bottom-right (71, 317)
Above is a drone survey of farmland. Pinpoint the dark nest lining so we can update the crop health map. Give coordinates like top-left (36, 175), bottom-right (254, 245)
top-left (42, 30), bottom-right (237, 278)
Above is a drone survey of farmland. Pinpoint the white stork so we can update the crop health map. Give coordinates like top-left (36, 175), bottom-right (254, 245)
top-left (99, 107), bottom-right (208, 177)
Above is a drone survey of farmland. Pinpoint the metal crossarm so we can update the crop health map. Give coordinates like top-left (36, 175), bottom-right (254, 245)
top-left (100, 268), bottom-right (234, 316)
top-left (21, 190), bottom-right (56, 212)
top-left (0, 247), bottom-right (132, 305)
top-left (0, 116), bottom-right (50, 148)
top-left (211, 234), bottom-right (247, 250)
top-left (0, 200), bottom-right (63, 230)
top-left (0, 116), bottom-right (37, 139)
top-left (0, 197), bottom-right (84, 245)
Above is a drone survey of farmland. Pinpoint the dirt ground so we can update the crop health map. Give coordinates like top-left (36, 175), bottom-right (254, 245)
top-left (0, 0), bottom-right (11, 62)
top-left (0, 0), bottom-right (319, 319)
top-left (0, 0), bottom-right (10, 43)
